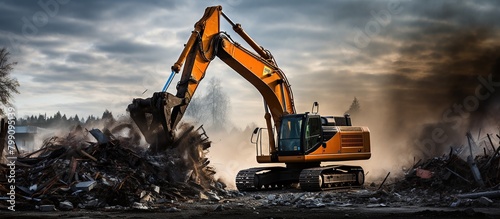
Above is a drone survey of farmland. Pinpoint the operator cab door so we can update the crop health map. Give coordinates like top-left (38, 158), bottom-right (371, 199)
top-left (278, 114), bottom-right (323, 156)
top-left (303, 115), bottom-right (323, 154)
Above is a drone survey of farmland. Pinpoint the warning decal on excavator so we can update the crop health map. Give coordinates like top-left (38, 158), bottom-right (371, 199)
top-left (263, 66), bottom-right (272, 76)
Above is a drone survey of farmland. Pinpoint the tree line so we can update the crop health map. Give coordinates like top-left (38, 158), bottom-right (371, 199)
top-left (17, 110), bottom-right (114, 128)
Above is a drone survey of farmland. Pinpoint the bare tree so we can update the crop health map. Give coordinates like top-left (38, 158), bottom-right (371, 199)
top-left (185, 77), bottom-right (230, 130)
top-left (186, 96), bottom-right (206, 123)
top-left (0, 48), bottom-right (19, 116)
top-left (205, 77), bottom-right (230, 130)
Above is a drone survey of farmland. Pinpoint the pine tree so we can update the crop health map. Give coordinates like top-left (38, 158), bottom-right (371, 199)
top-left (37, 114), bottom-right (46, 127)
top-left (54, 111), bottom-right (62, 120)
top-left (74, 114), bottom-right (80, 124)
top-left (102, 109), bottom-right (113, 120)
top-left (345, 97), bottom-right (360, 115)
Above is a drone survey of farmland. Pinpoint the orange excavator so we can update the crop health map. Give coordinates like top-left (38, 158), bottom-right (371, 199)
top-left (127, 6), bottom-right (371, 191)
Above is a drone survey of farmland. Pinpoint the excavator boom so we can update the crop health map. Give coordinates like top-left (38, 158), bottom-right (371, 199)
top-left (128, 6), bottom-right (294, 153)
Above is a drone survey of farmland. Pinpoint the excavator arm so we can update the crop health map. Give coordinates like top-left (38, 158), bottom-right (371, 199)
top-left (128, 6), bottom-right (295, 154)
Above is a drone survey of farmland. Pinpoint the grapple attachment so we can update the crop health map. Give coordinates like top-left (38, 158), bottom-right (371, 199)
top-left (127, 92), bottom-right (184, 152)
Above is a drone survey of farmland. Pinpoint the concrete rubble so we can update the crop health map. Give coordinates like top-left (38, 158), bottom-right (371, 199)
top-left (0, 121), bottom-right (233, 211)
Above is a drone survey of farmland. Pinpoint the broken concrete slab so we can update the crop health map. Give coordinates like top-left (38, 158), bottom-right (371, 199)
top-left (132, 202), bottom-right (149, 210)
top-left (214, 204), bottom-right (224, 211)
top-left (73, 181), bottom-right (96, 192)
top-left (478, 196), bottom-right (493, 206)
top-left (165, 207), bottom-right (181, 212)
top-left (39, 205), bottom-right (56, 212)
top-left (367, 203), bottom-right (387, 208)
top-left (205, 191), bottom-right (221, 201)
top-left (89, 128), bottom-right (110, 144)
top-left (267, 194), bottom-right (276, 201)
top-left (450, 199), bottom-right (461, 208)
top-left (59, 200), bottom-right (74, 211)
top-left (369, 197), bottom-right (380, 203)
top-left (457, 190), bottom-right (500, 199)
top-left (152, 185), bottom-right (160, 193)
top-left (290, 193), bottom-right (306, 204)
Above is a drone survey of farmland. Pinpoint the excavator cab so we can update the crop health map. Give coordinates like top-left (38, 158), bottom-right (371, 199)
top-left (278, 114), bottom-right (323, 156)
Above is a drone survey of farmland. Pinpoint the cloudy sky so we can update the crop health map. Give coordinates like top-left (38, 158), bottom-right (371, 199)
top-left (1, 0), bottom-right (499, 143)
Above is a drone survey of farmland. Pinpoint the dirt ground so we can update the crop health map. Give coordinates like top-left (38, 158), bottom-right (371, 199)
top-left (2, 188), bottom-right (500, 219)
top-left (2, 207), bottom-right (499, 219)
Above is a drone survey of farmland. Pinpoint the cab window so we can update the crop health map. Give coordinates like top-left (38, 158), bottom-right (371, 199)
top-left (305, 116), bottom-right (322, 152)
top-left (279, 116), bottom-right (302, 152)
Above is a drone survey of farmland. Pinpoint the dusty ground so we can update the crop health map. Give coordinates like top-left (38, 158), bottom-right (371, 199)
top-left (2, 125), bottom-right (499, 218)
top-left (2, 188), bottom-right (500, 219)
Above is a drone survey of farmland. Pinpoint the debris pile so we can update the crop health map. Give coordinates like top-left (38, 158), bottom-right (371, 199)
top-left (386, 131), bottom-right (500, 207)
top-left (0, 122), bottom-right (230, 211)
top-left (251, 190), bottom-right (414, 209)
top-left (396, 132), bottom-right (500, 191)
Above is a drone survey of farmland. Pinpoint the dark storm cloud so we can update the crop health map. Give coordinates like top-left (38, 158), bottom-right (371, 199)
top-left (1, 0), bottom-right (499, 141)
top-left (0, 1), bottom-right (96, 37)
top-left (383, 1), bottom-right (500, 43)
top-left (408, 1), bottom-right (500, 28)
top-left (31, 63), bottom-right (144, 84)
top-left (66, 53), bottom-right (98, 64)
top-left (95, 40), bottom-right (163, 55)
top-left (0, 0), bottom-right (183, 53)
top-left (0, 2), bottom-right (31, 34)
top-left (232, 0), bottom-right (387, 25)
top-left (0, 0), bottom-right (186, 87)
top-left (382, 14), bottom-right (500, 159)
top-left (219, 0), bottom-right (407, 75)
top-left (0, 0), bottom-right (180, 24)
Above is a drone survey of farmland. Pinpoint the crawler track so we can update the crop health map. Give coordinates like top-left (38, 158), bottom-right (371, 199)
top-left (299, 165), bottom-right (364, 191)
top-left (235, 167), bottom-right (268, 191)
top-left (236, 165), bottom-right (364, 191)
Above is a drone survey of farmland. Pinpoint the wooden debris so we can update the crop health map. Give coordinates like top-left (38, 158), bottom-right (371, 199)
top-left (378, 172), bottom-right (390, 190)
top-left (457, 190), bottom-right (500, 199)
top-left (466, 132), bottom-right (485, 187)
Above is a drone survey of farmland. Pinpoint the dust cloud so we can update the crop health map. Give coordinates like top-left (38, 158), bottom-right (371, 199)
top-left (169, 27), bottom-right (500, 186)
top-left (205, 125), bottom-right (270, 190)
top-left (386, 28), bottom-right (500, 158)
top-left (350, 28), bottom-right (500, 181)
top-left (29, 116), bottom-right (144, 152)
